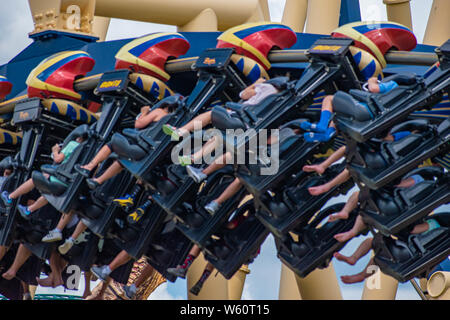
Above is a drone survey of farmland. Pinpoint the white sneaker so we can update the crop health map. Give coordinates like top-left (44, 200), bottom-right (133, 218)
top-left (42, 229), bottom-right (62, 243)
top-left (58, 238), bottom-right (74, 255)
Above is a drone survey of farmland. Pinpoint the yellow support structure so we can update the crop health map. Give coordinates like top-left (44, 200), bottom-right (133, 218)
top-left (423, 0), bottom-right (450, 46)
top-left (427, 271), bottom-right (450, 300)
top-left (305, 0), bottom-right (341, 35)
top-left (383, 0), bottom-right (413, 30)
top-left (281, 0), bottom-right (308, 32)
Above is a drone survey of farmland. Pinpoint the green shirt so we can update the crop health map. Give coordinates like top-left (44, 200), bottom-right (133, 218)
top-left (49, 140), bottom-right (80, 186)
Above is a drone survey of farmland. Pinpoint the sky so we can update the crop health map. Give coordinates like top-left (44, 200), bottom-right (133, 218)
top-left (0, 0), bottom-right (443, 300)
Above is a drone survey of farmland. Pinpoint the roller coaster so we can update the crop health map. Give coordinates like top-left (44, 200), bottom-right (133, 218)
top-left (0, 0), bottom-right (448, 300)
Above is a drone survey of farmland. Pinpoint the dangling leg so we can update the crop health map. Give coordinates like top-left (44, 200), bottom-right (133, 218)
top-left (87, 161), bottom-right (124, 189)
top-left (2, 244), bottom-right (32, 280)
top-left (81, 145), bottom-right (113, 172)
top-left (204, 178), bottom-right (242, 215)
top-left (163, 111), bottom-right (213, 141)
top-left (303, 146), bottom-right (346, 174)
top-left (308, 168), bottom-right (350, 196)
top-left (190, 262), bottom-right (215, 296)
top-left (123, 263), bottom-right (155, 300)
top-left (341, 258), bottom-right (378, 284)
top-left (166, 245), bottom-right (201, 278)
top-left (334, 237), bottom-right (373, 265)
top-left (91, 250), bottom-right (132, 282)
top-left (36, 250), bottom-right (66, 287)
top-left (42, 211), bottom-right (75, 242)
top-left (334, 215), bottom-right (367, 243)
top-left (82, 271), bottom-right (92, 299)
top-left (328, 191), bottom-right (359, 222)
top-left (186, 152), bottom-right (231, 183)
top-left (58, 220), bottom-right (88, 255)
top-left (301, 95), bottom-right (334, 132)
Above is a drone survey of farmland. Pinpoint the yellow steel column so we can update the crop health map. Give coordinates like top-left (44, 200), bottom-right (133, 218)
top-left (295, 262), bottom-right (343, 300)
top-left (279, 263), bottom-right (302, 299)
top-left (305, 0), bottom-right (341, 35)
top-left (361, 265), bottom-right (398, 300)
top-left (186, 253), bottom-right (229, 300)
top-left (281, 0), bottom-right (308, 32)
top-left (427, 271), bottom-right (450, 300)
top-left (423, 0), bottom-right (450, 46)
top-left (227, 265), bottom-right (250, 300)
top-left (178, 8), bottom-right (218, 32)
top-left (92, 16), bottom-right (110, 41)
top-left (383, 0), bottom-right (413, 30)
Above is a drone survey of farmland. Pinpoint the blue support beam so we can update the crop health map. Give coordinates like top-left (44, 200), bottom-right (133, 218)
top-left (339, 0), bottom-right (362, 26)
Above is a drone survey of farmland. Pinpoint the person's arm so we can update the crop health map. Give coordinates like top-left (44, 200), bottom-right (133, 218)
top-left (239, 77), bottom-right (266, 100)
top-left (52, 144), bottom-right (65, 163)
top-left (135, 108), bottom-right (164, 129)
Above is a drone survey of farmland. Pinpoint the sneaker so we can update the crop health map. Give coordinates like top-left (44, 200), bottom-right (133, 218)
top-left (58, 238), bottom-right (74, 255)
top-left (189, 282), bottom-right (203, 296)
top-left (186, 166), bottom-right (207, 183)
top-left (23, 293), bottom-right (32, 300)
top-left (1, 191), bottom-right (12, 207)
top-left (178, 155), bottom-right (192, 166)
top-left (90, 265), bottom-right (111, 282)
top-left (86, 178), bottom-right (100, 190)
top-left (113, 194), bottom-right (135, 209)
top-left (18, 205), bottom-right (32, 220)
top-left (204, 201), bottom-right (220, 215)
top-left (123, 284), bottom-right (137, 300)
top-left (127, 207), bottom-right (146, 225)
top-left (162, 124), bottom-right (182, 141)
top-left (166, 265), bottom-right (188, 279)
top-left (41, 229), bottom-right (63, 243)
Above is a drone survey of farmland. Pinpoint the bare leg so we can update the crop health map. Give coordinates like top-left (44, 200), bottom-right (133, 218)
top-left (81, 145), bottom-right (112, 171)
top-left (70, 220), bottom-right (87, 240)
top-left (36, 251), bottom-right (66, 287)
top-left (92, 161), bottom-right (123, 185)
top-left (0, 245), bottom-right (8, 262)
top-left (334, 215), bottom-right (367, 243)
top-left (27, 196), bottom-right (49, 213)
top-left (214, 179), bottom-right (242, 205)
top-left (2, 244), bottom-right (32, 280)
top-left (303, 146), bottom-right (346, 174)
top-left (56, 211), bottom-right (75, 231)
top-left (191, 137), bottom-right (220, 163)
top-left (334, 238), bottom-right (373, 265)
top-left (9, 178), bottom-right (35, 199)
top-left (109, 250), bottom-right (132, 272)
top-left (89, 278), bottom-right (111, 300)
top-left (328, 191), bottom-right (359, 222)
top-left (308, 169), bottom-right (350, 196)
top-left (180, 111), bottom-right (212, 133)
top-left (203, 152), bottom-right (232, 176)
top-left (83, 271), bottom-right (92, 299)
top-left (341, 258), bottom-right (377, 284)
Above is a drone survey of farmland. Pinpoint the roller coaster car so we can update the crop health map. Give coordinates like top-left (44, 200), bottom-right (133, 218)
top-left (158, 165), bottom-right (249, 248)
top-left (0, 98), bottom-right (96, 246)
top-left (255, 161), bottom-right (354, 238)
top-left (143, 220), bottom-right (194, 282)
top-left (224, 37), bottom-right (365, 154)
top-left (276, 203), bottom-right (359, 278)
top-left (236, 118), bottom-right (331, 200)
top-left (360, 166), bottom-right (450, 237)
top-left (117, 48), bottom-right (250, 183)
top-left (203, 200), bottom-right (270, 280)
top-left (347, 117), bottom-right (450, 190)
top-left (372, 212), bottom-right (450, 282)
top-left (334, 46), bottom-right (450, 144)
top-left (34, 69), bottom-right (156, 214)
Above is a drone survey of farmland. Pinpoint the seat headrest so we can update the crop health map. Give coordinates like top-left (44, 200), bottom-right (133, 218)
top-left (382, 72), bottom-right (418, 86)
top-left (0, 156), bottom-right (13, 171)
top-left (63, 124), bottom-right (89, 146)
top-left (152, 93), bottom-right (184, 112)
top-left (264, 76), bottom-right (290, 91)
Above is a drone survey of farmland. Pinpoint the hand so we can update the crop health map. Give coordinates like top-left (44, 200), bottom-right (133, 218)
top-left (140, 106), bottom-right (150, 115)
top-left (52, 144), bottom-right (61, 153)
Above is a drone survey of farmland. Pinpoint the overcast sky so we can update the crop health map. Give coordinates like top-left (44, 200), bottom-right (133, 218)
top-left (0, 0), bottom-right (440, 300)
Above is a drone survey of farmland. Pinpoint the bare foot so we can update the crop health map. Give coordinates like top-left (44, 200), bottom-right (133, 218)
top-left (328, 210), bottom-right (349, 222)
top-left (334, 229), bottom-right (356, 243)
top-left (308, 185), bottom-right (330, 196)
top-left (86, 293), bottom-right (104, 300)
top-left (2, 269), bottom-right (16, 280)
top-left (36, 275), bottom-right (63, 288)
top-left (81, 163), bottom-right (95, 171)
top-left (302, 164), bottom-right (325, 175)
top-left (333, 252), bottom-right (356, 265)
top-left (82, 290), bottom-right (92, 299)
top-left (341, 273), bottom-right (367, 284)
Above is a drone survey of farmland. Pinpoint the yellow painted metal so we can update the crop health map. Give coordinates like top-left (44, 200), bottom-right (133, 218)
top-left (227, 265), bottom-right (250, 300)
top-left (92, 15), bottom-right (110, 41)
top-left (383, 0), bottom-right (413, 30)
top-left (305, 0), bottom-right (341, 35)
top-left (178, 8), bottom-right (218, 32)
top-left (94, 0), bottom-right (261, 31)
top-left (278, 263), bottom-right (302, 300)
top-left (282, 0), bottom-right (308, 32)
top-left (361, 262), bottom-right (398, 300)
top-left (427, 271), bottom-right (450, 300)
top-left (423, 0), bottom-right (450, 46)
top-left (295, 262), bottom-right (343, 300)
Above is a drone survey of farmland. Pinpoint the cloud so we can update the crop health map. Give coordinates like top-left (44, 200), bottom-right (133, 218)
top-left (150, 282), bottom-right (184, 300)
